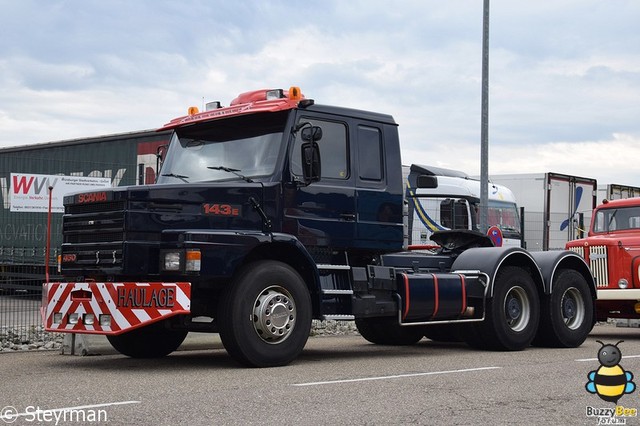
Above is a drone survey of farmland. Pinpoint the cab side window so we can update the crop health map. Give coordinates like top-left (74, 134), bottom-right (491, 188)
top-left (292, 118), bottom-right (348, 179)
top-left (357, 125), bottom-right (383, 181)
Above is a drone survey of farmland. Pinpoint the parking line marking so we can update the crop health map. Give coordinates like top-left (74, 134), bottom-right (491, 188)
top-left (291, 366), bottom-right (501, 387)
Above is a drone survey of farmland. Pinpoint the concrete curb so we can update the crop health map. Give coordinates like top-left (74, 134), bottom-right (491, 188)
top-left (61, 332), bottom-right (222, 356)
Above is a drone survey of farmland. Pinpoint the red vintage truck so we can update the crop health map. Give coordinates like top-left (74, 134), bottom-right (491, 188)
top-left (566, 197), bottom-right (640, 320)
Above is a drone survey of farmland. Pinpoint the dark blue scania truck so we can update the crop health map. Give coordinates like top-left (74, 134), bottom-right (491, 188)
top-left (43, 87), bottom-right (596, 367)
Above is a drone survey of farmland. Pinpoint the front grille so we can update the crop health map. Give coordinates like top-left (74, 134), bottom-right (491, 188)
top-left (64, 210), bottom-right (125, 244)
top-left (588, 245), bottom-right (609, 287)
top-left (568, 246), bottom-right (584, 257)
top-left (62, 201), bottom-right (126, 269)
top-left (72, 246), bottom-right (123, 266)
top-left (66, 232), bottom-right (123, 244)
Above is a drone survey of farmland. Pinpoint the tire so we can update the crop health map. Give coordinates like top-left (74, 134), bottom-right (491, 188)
top-left (107, 320), bottom-right (188, 358)
top-left (218, 260), bottom-right (312, 367)
top-left (355, 317), bottom-right (424, 345)
top-left (464, 266), bottom-right (540, 351)
top-left (532, 269), bottom-right (594, 348)
top-left (423, 324), bottom-right (463, 343)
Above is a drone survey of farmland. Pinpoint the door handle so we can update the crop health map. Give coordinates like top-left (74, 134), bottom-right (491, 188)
top-left (340, 213), bottom-right (356, 221)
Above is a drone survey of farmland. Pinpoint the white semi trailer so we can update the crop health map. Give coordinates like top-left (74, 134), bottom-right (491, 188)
top-left (488, 173), bottom-right (597, 251)
top-left (597, 183), bottom-right (640, 204)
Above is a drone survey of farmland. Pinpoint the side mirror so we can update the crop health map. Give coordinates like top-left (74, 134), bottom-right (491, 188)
top-left (417, 175), bottom-right (438, 189)
top-left (298, 125), bottom-right (322, 184)
top-left (155, 144), bottom-right (168, 177)
top-left (301, 126), bottom-right (323, 142)
top-left (301, 142), bottom-right (321, 184)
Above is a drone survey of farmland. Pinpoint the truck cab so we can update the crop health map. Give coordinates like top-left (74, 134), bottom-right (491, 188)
top-left (404, 165), bottom-right (522, 248)
top-left (567, 197), bottom-right (640, 320)
top-left (154, 92), bottom-right (405, 265)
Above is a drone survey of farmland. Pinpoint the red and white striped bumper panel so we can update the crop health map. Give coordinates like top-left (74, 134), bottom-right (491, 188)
top-left (42, 282), bottom-right (191, 335)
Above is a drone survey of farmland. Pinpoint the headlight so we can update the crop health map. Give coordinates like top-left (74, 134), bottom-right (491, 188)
top-left (161, 249), bottom-right (201, 272)
top-left (163, 252), bottom-right (181, 271)
top-left (618, 278), bottom-right (629, 289)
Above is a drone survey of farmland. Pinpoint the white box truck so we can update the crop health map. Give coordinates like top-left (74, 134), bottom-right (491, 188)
top-left (597, 184), bottom-right (640, 204)
top-left (488, 173), bottom-right (597, 251)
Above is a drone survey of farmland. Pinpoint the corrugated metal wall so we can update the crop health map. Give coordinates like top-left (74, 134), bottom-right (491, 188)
top-left (0, 130), bottom-right (170, 343)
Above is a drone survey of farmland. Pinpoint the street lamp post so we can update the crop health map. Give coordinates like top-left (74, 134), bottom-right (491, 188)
top-left (480, 0), bottom-right (490, 233)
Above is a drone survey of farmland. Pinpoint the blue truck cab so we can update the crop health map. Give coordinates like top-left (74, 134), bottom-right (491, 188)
top-left (44, 87), bottom-right (597, 367)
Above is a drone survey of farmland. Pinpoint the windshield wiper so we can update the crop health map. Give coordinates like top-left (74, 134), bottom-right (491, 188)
top-left (208, 166), bottom-right (254, 183)
top-left (607, 209), bottom-right (618, 232)
top-left (161, 173), bottom-right (189, 183)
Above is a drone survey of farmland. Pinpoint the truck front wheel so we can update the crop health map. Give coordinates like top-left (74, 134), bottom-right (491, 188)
top-left (465, 266), bottom-right (540, 351)
top-left (106, 320), bottom-right (188, 358)
top-left (532, 269), bottom-right (594, 348)
top-left (218, 260), bottom-right (312, 367)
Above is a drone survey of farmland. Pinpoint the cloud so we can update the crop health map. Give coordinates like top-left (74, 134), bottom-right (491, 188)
top-left (403, 132), bottom-right (640, 186)
top-left (0, 0), bottom-right (638, 187)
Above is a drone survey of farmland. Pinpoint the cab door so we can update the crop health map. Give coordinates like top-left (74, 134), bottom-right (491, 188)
top-left (284, 115), bottom-right (356, 256)
top-left (354, 124), bottom-right (403, 252)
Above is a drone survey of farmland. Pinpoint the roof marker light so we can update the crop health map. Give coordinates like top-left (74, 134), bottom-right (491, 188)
top-left (289, 86), bottom-right (302, 100)
top-left (188, 106), bottom-right (199, 115)
top-left (205, 101), bottom-right (221, 111)
top-left (266, 89), bottom-right (284, 100)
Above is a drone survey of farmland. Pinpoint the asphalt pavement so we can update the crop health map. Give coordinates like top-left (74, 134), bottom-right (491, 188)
top-left (2, 323), bottom-right (640, 425)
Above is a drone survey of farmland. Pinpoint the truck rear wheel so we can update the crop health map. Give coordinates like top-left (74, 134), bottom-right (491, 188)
top-left (107, 320), bottom-right (188, 358)
top-left (465, 266), bottom-right (540, 351)
top-left (532, 269), bottom-right (593, 348)
top-left (355, 318), bottom-right (424, 345)
top-left (218, 260), bottom-right (312, 367)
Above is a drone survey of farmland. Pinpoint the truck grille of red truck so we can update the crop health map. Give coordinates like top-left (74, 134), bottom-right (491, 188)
top-left (569, 245), bottom-right (609, 287)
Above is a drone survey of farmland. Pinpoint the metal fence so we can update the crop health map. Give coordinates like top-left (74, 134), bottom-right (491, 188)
top-left (0, 217), bottom-right (59, 348)
top-left (0, 199), bottom-right (58, 347)
top-left (0, 293), bottom-right (53, 350)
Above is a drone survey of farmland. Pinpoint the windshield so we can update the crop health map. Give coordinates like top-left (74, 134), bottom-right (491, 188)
top-left (157, 112), bottom-right (288, 183)
top-left (472, 200), bottom-right (521, 237)
top-left (593, 206), bottom-right (640, 233)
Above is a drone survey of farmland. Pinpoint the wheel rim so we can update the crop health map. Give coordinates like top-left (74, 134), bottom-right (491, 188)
top-left (561, 287), bottom-right (585, 330)
top-left (504, 286), bottom-right (530, 332)
top-left (253, 285), bottom-right (296, 344)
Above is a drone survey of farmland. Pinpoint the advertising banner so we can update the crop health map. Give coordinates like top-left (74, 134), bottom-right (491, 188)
top-left (10, 173), bottom-right (111, 213)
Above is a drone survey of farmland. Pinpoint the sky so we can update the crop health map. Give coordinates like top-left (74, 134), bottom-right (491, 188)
top-left (1, 0), bottom-right (639, 185)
